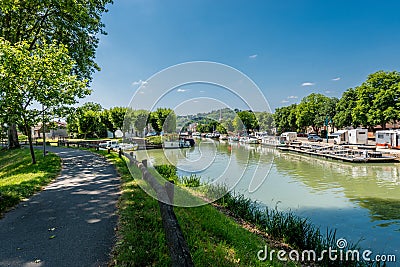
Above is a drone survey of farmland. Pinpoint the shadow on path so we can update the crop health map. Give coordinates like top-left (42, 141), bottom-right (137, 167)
top-left (0, 148), bottom-right (120, 267)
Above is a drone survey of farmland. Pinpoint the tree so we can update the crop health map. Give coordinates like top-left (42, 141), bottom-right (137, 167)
top-left (77, 110), bottom-right (106, 139)
top-left (236, 110), bottom-right (259, 133)
top-left (109, 107), bottom-right (128, 133)
top-left (353, 71), bottom-right (400, 129)
top-left (0, 39), bottom-right (89, 163)
top-left (100, 109), bottom-right (117, 138)
top-left (150, 108), bottom-right (176, 134)
top-left (0, 0), bottom-right (112, 148)
top-left (273, 104), bottom-right (298, 134)
top-left (223, 119), bottom-right (234, 132)
top-left (334, 88), bottom-right (359, 129)
top-left (233, 115), bottom-right (245, 132)
top-left (296, 93), bottom-right (336, 134)
top-left (132, 109), bottom-right (150, 137)
top-left (216, 124), bottom-right (227, 134)
top-left (256, 112), bottom-right (275, 134)
top-left (67, 102), bottom-right (104, 138)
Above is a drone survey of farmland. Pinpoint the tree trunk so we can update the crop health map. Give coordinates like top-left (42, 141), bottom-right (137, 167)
top-left (112, 131), bottom-right (115, 139)
top-left (7, 123), bottom-right (20, 149)
top-left (26, 124), bottom-right (36, 164)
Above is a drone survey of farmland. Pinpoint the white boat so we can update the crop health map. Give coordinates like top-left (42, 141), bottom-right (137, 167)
top-left (239, 136), bottom-right (259, 144)
top-left (228, 136), bottom-right (240, 142)
top-left (119, 143), bottom-right (139, 150)
top-left (260, 136), bottom-right (280, 147)
top-left (163, 138), bottom-right (194, 149)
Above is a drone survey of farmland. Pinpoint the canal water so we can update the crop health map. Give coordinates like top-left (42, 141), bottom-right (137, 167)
top-left (134, 139), bottom-right (400, 258)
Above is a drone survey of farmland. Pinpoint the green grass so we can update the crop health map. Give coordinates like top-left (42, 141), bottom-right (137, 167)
top-left (0, 148), bottom-right (61, 215)
top-left (95, 150), bottom-right (170, 267)
top-left (95, 150), bottom-right (297, 267)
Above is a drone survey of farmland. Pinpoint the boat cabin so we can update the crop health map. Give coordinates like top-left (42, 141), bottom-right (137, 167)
top-left (375, 130), bottom-right (400, 149)
top-left (280, 132), bottom-right (297, 142)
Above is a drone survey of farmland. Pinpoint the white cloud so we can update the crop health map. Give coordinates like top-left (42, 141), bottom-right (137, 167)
top-left (281, 100), bottom-right (289, 103)
top-left (199, 90), bottom-right (205, 93)
top-left (332, 77), bottom-right (341, 81)
top-left (249, 54), bottom-right (258, 59)
top-left (177, 88), bottom-right (187, 92)
top-left (132, 80), bottom-right (148, 87)
top-left (325, 90), bottom-right (332, 94)
top-left (287, 95), bottom-right (298, 99)
top-left (193, 100), bottom-right (199, 103)
top-left (301, 82), bottom-right (315, 87)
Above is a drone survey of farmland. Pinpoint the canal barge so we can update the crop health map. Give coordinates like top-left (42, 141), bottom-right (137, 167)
top-left (278, 143), bottom-right (397, 163)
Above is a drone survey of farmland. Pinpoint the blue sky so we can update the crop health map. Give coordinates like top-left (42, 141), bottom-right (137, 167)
top-left (86, 0), bottom-right (400, 114)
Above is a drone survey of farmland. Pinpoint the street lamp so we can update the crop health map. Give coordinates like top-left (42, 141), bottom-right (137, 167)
top-left (325, 116), bottom-right (333, 143)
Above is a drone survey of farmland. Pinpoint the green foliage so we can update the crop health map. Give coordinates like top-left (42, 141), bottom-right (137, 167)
top-left (273, 104), bottom-right (298, 134)
top-left (255, 111), bottom-right (275, 134)
top-left (100, 109), bottom-right (117, 137)
top-left (196, 120), bottom-right (224, 133)
top-left (235, 110), bottom-right (259, 133)
top-left (334, 88), bottom-right (359, 128)
top-left (154, 164), bottom-right (202, 187)
top-left (296, 94), bottom-right (337, 134)
top-left (133, 109), bottom-right (150, 136)
top-left (78, 110), bottom-right (104, 138)
top-left (145, 135), bottom-right (162, 146)
top-left (0, 38), bottom-right (90, 163)
top-left (150, 108), bottom-right (176, 133)
top-left (0, 148), bottom-right (61, 215)
top-left (123, 109), bottom-right (151, 137)
top-left (0, 0), bottom-right (111, 149)
top-left (109, 107), bottom-right (128, 132)
top-left (222, 119), bottom-right (234, 132)
top-left (0, 0), bottom-right (113, 81)
top-left (353, 70), bottom-right (400, 128)
top-left (67, 102), bottom-right (106, 138)
top-left (154, 164), bottom-right (179, 183)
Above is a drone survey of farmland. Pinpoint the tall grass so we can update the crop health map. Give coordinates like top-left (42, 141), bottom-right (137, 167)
top-left (156, 165), bottom-right (375, 266)
top-left (208, 185), bottom-right (369, 267)
top-left (154, 164), bottom-right (201, 187)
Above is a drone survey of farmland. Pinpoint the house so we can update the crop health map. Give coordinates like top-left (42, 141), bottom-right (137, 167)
top-left (32, 120), bottom-right (68, 139)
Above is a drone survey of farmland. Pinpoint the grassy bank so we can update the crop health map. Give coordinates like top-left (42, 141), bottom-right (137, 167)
top-left (97, 151), bottom-right (297, 267)
top-left (0, 148), bottom-right (61, 215)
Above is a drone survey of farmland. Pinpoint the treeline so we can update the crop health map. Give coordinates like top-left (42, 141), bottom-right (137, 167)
top-left (274, 70), bottom-right (400, 134)
top-left (66, 103), bottom-right (176, 138)
top-left (180, 110), bottom-right (274, 135)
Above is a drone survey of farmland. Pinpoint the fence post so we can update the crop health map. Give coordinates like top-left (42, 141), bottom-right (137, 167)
top-left (165, 181), bottom-right (174, 204)
top-left (142, 159), bottom-right (147, 168)
top-left (119, 148), bottom-right (122, 158)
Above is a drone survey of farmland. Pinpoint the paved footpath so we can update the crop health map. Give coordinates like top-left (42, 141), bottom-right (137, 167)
top-left (0, 148), bottom-right (120, 267)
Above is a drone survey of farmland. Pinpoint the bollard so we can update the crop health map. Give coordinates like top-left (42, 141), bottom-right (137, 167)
top-left (165, 181), bottom-right (175, 205)
top-left (107, 148), bottom-right (110, 154)
top-left (119, 148), bottom-right (122, 158)
top-left (142, 159), bottom-right (147, 168)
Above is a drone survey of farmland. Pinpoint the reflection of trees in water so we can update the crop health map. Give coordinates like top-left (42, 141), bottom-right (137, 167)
top-left (357, 197), bottom-right (400, 224)
top-left (274, 151), bottom-right (400, 223)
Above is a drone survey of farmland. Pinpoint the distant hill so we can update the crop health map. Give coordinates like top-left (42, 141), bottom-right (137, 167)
top-left (177, 108), bottom-right (237, 128)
